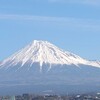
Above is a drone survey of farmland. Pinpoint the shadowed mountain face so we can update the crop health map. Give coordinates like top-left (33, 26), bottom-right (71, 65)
top-left (0, 40), bottom-right (100, 95)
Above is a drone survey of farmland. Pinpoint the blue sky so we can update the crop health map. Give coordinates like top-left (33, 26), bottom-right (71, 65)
top-left (0, 0), bottom-right (100, 61)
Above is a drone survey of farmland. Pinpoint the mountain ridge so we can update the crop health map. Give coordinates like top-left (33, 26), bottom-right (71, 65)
top-left (0, 40), bottom-right (100, 71)
top-left (0, 40), bottom-right (100, 94)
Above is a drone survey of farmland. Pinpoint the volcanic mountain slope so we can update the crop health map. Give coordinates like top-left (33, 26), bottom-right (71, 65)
top-left (0, 40), bottom-right (100, 71)
top-left (0, 40), bottom-right (100, 95)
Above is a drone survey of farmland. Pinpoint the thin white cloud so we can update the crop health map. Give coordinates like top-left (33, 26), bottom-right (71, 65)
top-left (48, 0), bottom-right (100, 5)
top-left (0, 14), bottom-right (70, 21)
top-left (0, 14), bottom-right (83, 22)
top-left (0, 14), bottom-right (100, 30)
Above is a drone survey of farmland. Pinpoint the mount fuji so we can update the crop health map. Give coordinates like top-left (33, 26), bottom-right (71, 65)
top-left (0, 40), bottom-right (100, 95)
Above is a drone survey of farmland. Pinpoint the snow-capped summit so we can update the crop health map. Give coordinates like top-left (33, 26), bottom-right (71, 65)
top-left (0, 40), bottom-right (100, 69)
top-left (0, 40), bottom-right (100, 95)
